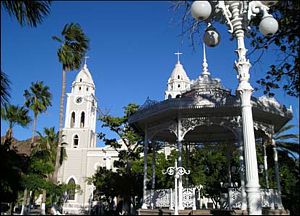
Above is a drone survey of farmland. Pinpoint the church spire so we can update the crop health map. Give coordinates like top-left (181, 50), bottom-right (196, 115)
top-left (201, 43), bottom-right (210, 77)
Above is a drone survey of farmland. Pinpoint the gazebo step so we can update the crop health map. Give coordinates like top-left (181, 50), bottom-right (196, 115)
top-left (137, 208), bottom-right (213, 215)
top-left (262, 208), bottom-right (290, 215)
top-left (137, 208), bottom-right (290, 215)
top-left (188, 209), bottom-right (212, 215)
top-left (137, 208), bottom-right (173, 215)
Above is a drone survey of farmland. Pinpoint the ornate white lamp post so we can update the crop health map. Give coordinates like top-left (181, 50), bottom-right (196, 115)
top-left (191, 1), bottom-right (279, 215)
top-left (162, 161), bottom-right (190, 215)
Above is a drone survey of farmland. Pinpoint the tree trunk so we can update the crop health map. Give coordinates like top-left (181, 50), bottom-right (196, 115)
top-left (53, 69), bottom-right (66, 183)
top-left (9, 201), bottom-right (15, 215)
top-left (31, 114), bottom-right (37, 149)
top-left (21, 189), bottom-right (28, 215)
top-left (5, 126), bottom-right (13, 142)
top-left (41, 189), bottom-right (46, 215)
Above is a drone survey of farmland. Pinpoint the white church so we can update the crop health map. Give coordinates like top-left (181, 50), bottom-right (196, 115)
top-left (57, 62), bottom-right (122, 214)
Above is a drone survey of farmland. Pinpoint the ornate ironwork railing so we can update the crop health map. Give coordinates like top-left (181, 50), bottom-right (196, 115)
top-left (145, 187), bottom-right (279, 210)
top-left (145, 188), bottom-right (195, 209)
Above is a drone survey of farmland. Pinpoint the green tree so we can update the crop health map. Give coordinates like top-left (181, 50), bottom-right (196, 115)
top-left (1, 104), bottom-right (31, 141)
top-left (0, 71), bottom-right (11, 107)
top-left (188, 144), bottom-right (229, 208)
top-left (1, 0), bottom-right (51, 27)
top-left (52, 23), bottom-right (89, 183)
top-left (91, 103), bottom-right (143, 214)
top-left (24, 81), bottom-right (52, 150)
top-left (23, 127), bottom-right (58, 215)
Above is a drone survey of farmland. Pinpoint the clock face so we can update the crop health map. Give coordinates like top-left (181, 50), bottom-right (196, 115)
top-left (76, 97), bottom-right (83, 104)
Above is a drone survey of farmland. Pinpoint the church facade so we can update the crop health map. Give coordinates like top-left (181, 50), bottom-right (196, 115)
top-left (57, 63), bottom-right (119, 214)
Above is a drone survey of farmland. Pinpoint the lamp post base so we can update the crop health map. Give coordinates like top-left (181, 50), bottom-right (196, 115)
top-left (247, 186), bottom-right (262, 215)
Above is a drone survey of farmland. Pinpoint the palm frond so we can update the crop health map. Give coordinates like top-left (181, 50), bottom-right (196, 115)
top-left (2, 0), bottom-right (51, 27)
top-left (1, 71), bottom-right (11, 106)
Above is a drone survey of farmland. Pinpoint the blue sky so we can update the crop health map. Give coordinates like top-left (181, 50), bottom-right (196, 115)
top-left (1, 1), bottom-right (299, 146)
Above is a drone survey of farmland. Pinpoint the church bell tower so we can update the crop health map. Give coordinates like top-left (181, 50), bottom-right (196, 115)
top-left (63, 62), bottom-right (97, 149)
top-left (58, 60), bottom-right (98, 212)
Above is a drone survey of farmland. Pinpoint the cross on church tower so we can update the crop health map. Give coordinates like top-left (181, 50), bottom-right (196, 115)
top-left (174, 51), bottom-right (182, 63)
top-left (84, 56), bottom-right (89, 66)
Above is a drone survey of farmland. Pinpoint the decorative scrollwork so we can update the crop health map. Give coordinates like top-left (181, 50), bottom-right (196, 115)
top-left (162, 167), bottom-right (175, 176)
top-left (177, 167), bottom-right (190, 176)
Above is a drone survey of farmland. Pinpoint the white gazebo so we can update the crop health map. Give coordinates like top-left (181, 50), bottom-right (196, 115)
top-left (128, 47), bottom-right (292, 215)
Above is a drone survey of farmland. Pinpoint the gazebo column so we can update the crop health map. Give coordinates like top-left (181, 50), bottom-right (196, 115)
top-left (226, 148), bottom-right (232, 210)
top-left (262, 140), bottom-right (270, 190)
top-left (142, 126), bottom-right (149, 209)
top-left (177, 117), bottom-right (184, 210)
top-left (151, 142), bottom-right (156, 209)
top-left (272, 139), bottom-right (283, 209)
top-left (237, 128), bottom-right (247, 211)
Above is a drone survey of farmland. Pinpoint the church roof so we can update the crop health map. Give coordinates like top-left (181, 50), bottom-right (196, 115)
top-left (75, 63), bottom-right (95, 86)
top-left (168, 62), bottom-right (190, 83)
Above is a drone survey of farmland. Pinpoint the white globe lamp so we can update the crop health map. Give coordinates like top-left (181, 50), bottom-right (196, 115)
top-left (191, 1), bottom-right (212, 21)
top-left (259, 16), bottom-right (279, 36)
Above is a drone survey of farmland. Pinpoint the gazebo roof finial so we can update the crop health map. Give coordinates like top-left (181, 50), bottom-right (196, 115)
top-left (201, 43), bottom-right (210, 77)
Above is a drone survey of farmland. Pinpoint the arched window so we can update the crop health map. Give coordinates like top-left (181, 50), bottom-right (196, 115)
top-left (73, 135), bottom-right (79, 148)
top-left (80, 112), bottom-right (85, 128)
top-left (70, 112), bottom-right (75, 128)
top-left (79, 87), bottom-right (81, 91)
top-left (178, 75), bottom-right (180, 79)
top-left (67, 178), bottom-right (76, 200)
top-left (86, 87), bottom-right (89, 92)
top-left (80, 78), bottom-right (82, 82)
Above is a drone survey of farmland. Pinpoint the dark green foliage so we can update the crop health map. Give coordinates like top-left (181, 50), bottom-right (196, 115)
top-left (1, 0), bottom-right (51, 27)
top-left (188, 144), bottom-right (231, 206)
top-left (0, 138), bottom-right (28, 206)
top-left (249, 0), bottom-right (299, 97)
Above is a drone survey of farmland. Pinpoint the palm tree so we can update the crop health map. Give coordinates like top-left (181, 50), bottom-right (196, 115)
top-left (0, 71), bottom-right (11, 107)
top-left (273, 124), bottom-right (299, 159)
top-left (24, 81), bottom-right (52, 150)
top-left (1, 104), bottom-right (31, 141)
top-left (1, 0), bottom-right (51, 27)
top-left (52, 23), bottom-right (89, 183)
